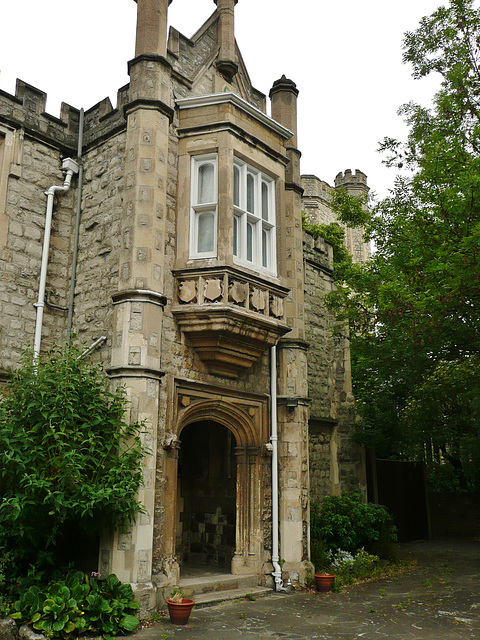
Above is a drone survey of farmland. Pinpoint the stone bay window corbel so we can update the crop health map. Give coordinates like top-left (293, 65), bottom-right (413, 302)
top-left (172, 267), bottom-right (289, 377)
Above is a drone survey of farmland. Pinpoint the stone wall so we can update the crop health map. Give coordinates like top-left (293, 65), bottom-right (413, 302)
top-left (0, 125), bottom-right (75, 372)
top-left (73, 131), bottom-right (127, 365)
top-left (303, 230), bottom-right (365, 503)
top-left (302, 173), bottom-right (370, 265)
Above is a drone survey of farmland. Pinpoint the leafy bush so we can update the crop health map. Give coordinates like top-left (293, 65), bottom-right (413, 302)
top-left (10, 571), bottom-right (139, 639)
top-left (311, 493), bottom-right (397, 558)
top-left (0, 344), bottom-right (147, 584)
top-left (328, 548), bottom-right (382, 588)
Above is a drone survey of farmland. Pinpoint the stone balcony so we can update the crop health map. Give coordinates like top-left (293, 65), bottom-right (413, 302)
top-left (172, 266), bottom-right (291, 378)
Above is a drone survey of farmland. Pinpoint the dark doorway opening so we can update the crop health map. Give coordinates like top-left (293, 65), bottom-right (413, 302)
top-left (177, 421), bottom-right (236, 571)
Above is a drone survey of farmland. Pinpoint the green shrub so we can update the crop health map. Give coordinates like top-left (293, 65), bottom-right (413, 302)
top-left (328, 548), bottom-right (383, 589)
top-left (10, 571), bottom-right (139, 640)
top-left (311, 493), bottom-right (397, 557)
top-left (0, 345), bottom-right (147, 584)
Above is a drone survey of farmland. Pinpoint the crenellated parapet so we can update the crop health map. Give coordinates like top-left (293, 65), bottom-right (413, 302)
top-left (82, 84), bottom-right (130, 149)
top-left (334, 169), bottom-right (369, 195)
top-left (0, 77), bottom-right (140, 153)
top-left (0, 80), bottom-right (79, 153)
top-left (303, 230), bottom-right (334, 276)
top-left (302, 175), bottom-right (332, 198)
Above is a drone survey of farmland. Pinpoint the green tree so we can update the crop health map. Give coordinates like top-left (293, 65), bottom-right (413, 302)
top-left (0, 345), bottom-right (146, 581)
top-left (328, 0), bottom-right (480, 489)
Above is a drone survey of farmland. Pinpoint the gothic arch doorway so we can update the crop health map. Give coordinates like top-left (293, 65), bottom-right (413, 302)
top-left (176, 420), bottom-right (236, 570)
top-left (160, 383), bottom-right (269, 579)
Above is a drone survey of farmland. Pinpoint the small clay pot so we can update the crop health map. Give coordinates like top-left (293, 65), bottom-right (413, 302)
top-left (166, 598), bottom-right (195, 624)
top-left (314, 573), bottom-right (335, 592)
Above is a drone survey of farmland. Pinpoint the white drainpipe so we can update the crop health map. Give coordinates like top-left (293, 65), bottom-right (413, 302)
top-left (33, 158), bottom-right (79, 366)
top-left (270, 345), bottom-right (286, 591)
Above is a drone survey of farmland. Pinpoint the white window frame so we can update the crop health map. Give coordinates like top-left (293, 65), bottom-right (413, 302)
top-left (189, 153), bottom-right (218, 259)
top-left (233, 158), bottom-right (276, 275)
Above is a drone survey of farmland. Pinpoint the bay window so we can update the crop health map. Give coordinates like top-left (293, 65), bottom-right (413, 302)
top-left (233, 158), bottom-right (276, 274)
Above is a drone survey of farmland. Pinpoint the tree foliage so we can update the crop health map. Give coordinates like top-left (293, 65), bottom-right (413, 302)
top-left (327, 0), bottom-right (480, 489)
top-left (0, 345), bottom-right (146, 580)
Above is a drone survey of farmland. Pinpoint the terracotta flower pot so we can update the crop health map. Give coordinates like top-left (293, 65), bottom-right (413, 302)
top-left (166, 598), bottom-right (195, 625)
top-left (314, 573), bottom-right (335, 592)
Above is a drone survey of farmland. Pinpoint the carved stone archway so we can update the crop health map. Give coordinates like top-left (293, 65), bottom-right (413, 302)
top-left (162, 380), bottom-right (270, 578)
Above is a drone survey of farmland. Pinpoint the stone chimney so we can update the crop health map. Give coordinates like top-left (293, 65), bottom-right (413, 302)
top-left (269, 75), bottom-right (299, 149)
top-left (134, 0), bottom-right (174, 58)
top-left (214, 0), bottom-right (239, 81)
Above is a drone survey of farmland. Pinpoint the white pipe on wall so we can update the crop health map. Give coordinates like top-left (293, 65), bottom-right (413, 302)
top-left (33, 158), bottom-right (79, 366)
top-left (270, 345), bottom-right (285, 591)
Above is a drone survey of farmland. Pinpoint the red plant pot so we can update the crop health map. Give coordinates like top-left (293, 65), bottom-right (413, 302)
top-left (166, 598), bottom-right (195, 625)
top-left (314, 573), bottom-right (335, 592)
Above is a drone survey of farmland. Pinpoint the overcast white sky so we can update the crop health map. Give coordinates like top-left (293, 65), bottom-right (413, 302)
top-left (0, 0), bottom-right (445, 198)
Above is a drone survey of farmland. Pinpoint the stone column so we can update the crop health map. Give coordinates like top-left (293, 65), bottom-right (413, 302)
top-left (99, 0), bottom-right (174, 606)
top-left (134, 0), bottom-right (173, 58)
top-left (270, 76), bottom-right (311, 583)
top-left (214, 0), bottom-right (239, 80)
top-left (232, 447), bottom-right (263, 575)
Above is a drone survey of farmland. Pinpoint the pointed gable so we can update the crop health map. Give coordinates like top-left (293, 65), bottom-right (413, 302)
top-left (167, 8), bottom-right (266, 111)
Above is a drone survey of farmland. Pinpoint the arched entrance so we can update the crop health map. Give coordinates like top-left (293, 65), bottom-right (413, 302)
top-left (159, 382), bottom-right (270, 580)
top-left (176, 420), bottom-right (236, 570)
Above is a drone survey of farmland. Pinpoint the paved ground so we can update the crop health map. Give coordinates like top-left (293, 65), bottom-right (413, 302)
top-left (135, 541), bottom-right (480, 639)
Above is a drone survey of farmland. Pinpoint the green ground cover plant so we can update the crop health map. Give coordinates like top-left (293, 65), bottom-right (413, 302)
top-left (9, 571), bottom-right (139, 639)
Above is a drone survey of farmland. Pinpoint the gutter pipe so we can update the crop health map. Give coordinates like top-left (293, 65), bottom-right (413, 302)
top-left (33, 158), bottom-right (79, 366)
top-left (270, 345), bottom-right (286, 591)
top-left (67, 108), bottom-right (85, 341)
top-left (78, 335), bottom-right (107, 360)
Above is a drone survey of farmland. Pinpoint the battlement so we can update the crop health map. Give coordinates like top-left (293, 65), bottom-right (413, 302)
top-left (0, 79), bottom-right (80, 152)
top-left (303, 230), bottom-right (334, 274)
top-left (82, 84), bottom-right (130, 148)
top-left (334, 169), bottom-right (368, 189)
top-left (0, 78), bottom-right (132, 151)
top-left (301, 174), bottom-right (333, 201)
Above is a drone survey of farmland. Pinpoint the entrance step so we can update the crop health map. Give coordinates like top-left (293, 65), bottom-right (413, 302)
top-left (178, 573), bottom-right (271, 606)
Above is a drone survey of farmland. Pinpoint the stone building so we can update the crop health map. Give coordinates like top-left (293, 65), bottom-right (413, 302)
top-left (0, 0), bottom-right (368, 609)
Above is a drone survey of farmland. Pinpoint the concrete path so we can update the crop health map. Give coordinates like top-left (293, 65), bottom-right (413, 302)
top-left (135, 541), bottom-right (480, 639)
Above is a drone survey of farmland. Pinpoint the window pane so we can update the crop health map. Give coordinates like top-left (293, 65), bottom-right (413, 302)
top-left (233, 165), bottom-right (240, 207)
top-left (247, 173), bottom-right (255, 213)
top-left (197, 211), bottom-right (215, 253)
top-left (198, 163), bottom-right (214, 204)
top-left (262, 182), bottom-right (269, 220)
top-left (247, 222), bottom-right (253, 262)
top-left (233, 216), bottom-right (238, 256)
top-left (262, 228), bottom-right (268, 268)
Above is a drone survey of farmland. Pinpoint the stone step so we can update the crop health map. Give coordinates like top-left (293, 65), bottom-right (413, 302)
top-left (178, 572), bottom-right (259, 599)
top-left (193, 585), bottom-right (272, 607)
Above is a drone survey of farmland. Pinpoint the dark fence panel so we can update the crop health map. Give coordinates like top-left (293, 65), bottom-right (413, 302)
top-left (428, 492), bottom-right (480, 539)
top-left (369, 457), bottom-right (430, 542)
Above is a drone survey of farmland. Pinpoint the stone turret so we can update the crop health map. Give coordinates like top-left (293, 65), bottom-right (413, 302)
top-left (269, 74), bottom-right (310, 584)
top-left (334, 170), bottom-right (370, 263)
top-left (214, 0), bottom-right (239, 80)
top-left (334, 169), bottom-right (369, 198)
top-left (99, 0), bottom-right (174, 592)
